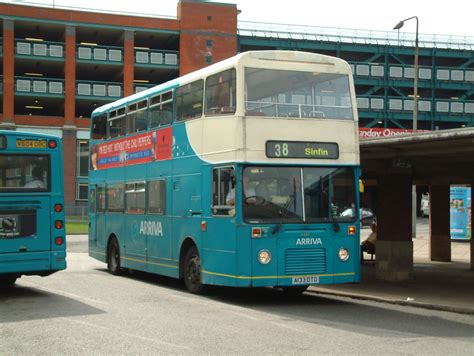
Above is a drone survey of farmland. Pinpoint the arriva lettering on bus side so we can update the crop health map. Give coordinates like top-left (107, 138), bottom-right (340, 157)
top-left (88, 50), bottom-right (361, 294)
top-left (139, 221), bottom-right (163, 237)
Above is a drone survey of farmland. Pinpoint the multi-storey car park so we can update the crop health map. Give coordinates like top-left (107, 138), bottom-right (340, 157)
top-left (0, 0), bottom-right (473, 210)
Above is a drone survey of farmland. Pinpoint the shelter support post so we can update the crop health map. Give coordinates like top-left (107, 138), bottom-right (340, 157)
top-left (375, 173), bottom-right (413, 281)
top-left (429, 185), bottom-right (451, 262)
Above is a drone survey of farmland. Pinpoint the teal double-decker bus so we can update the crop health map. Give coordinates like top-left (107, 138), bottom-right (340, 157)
top-left (0, 131), bottom-right (66, 287)
top-left (89, 51), bottom-right (361, 294)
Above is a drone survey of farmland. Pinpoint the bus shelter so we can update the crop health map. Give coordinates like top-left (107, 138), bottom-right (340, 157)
top-left (360, 127), bottom-right (474, 281)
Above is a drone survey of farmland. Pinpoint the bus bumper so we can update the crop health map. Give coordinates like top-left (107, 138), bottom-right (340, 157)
top-left (0, 250), bottom-right (66, 277)
top-left (202, 271), bottom-right (359, 288)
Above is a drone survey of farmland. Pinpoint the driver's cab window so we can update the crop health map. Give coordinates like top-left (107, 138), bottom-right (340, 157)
top-left (212, 166), bottom-right (234, 216)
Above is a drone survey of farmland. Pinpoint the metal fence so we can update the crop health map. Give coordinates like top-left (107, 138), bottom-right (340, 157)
top-left (65, 204), bottom-right (88, 223)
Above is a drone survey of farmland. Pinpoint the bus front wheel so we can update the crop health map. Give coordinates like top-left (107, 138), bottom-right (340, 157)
top-left (0, 276), bottom-right (17, 288)
top-left (107, 237), bottom-right (123, 276)
top-left (183, 246), bottom-right (205, 294)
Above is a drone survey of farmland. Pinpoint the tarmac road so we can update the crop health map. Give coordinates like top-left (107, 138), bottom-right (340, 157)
top-left (1, 235), bottom-right (473, 355)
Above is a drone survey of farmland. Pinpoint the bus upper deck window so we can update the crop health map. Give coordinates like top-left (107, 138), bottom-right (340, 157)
top-left (91, 115), bottom-right (107, 140)
top-left (205, 69), bottom-right (236, 116)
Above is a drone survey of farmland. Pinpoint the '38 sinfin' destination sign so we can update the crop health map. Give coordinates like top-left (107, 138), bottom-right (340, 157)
top-left (266, 140), bottom-right (339, 159)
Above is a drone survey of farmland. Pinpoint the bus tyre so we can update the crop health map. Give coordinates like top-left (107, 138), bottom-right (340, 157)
top-left (107, 237), bottom-right (123, 276)
top-left (183, 246), bottom-right (205, 294)
top-left (0, 276), bottom-right (17, 288)
top-left (279, 285), bottom-right (309, 296)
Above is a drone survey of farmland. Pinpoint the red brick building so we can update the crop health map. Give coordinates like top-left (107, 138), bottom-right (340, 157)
top-left (0, 0), bottom-right (238, 207)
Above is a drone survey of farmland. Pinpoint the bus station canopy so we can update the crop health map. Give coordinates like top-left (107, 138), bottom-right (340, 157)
top-left (360, 127), bottom-right (474, 185)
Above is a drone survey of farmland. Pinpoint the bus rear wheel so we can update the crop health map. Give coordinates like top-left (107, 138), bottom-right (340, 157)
top-left (183, 246), bottom-right (205, 294)
top-left (0, 276), bottom-right (17, 288)
top-left (107, 237), bottom-right (123, 276)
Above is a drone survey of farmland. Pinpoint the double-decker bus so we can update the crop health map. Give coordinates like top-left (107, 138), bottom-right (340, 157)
top-left (0, 131), bottom-right (66, 287)
top-left (88, 51), bottom-right (360, 294)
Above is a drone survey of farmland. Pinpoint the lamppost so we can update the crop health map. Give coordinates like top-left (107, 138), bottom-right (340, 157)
top-left (394, 17), bottom-right (419, 239)
top-left (393, 16), bottom-right (419, 133)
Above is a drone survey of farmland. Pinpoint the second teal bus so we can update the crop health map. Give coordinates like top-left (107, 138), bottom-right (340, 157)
top-left (0, 131), bottom-right (66, 287)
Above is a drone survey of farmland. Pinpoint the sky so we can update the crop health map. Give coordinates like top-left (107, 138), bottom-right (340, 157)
top-left (3, 0), bottom-right (474, 37)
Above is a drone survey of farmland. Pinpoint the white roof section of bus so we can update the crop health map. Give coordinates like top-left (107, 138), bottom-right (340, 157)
top-left (183, 51), bottom-right (359, 166)
top-left (0, 129), bottom-right (60, 140)
top-left (92, 51), bottom-right (352, 116)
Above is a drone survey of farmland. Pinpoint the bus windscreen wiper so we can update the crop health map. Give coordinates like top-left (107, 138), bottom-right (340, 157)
top-left (272, 198), bottom-right (292, 235)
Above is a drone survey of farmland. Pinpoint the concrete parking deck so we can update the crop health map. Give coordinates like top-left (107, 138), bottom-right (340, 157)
top-left (309, 219), bottom-right (474, 314)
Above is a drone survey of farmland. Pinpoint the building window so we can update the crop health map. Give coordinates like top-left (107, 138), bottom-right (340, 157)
top-left (206, 39), bottom-right (213, 48)
top-left (77, 182), bottom-right (88, 200)
top-left (205, 55), bottom-right (212, 64)
top-left (77, 140), bottom-right (89, 177)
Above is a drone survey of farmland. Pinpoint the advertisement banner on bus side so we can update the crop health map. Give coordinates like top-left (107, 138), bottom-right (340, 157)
top-left (91, 127), bottom-right (172, 170)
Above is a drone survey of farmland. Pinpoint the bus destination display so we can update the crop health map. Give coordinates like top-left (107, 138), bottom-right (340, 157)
top-left (266, 141), bottom-right (339, 159)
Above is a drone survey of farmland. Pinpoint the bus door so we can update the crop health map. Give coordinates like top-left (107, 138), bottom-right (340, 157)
top-left (88, 186), bottom-right (97, 247)
top-left (95, 184), bottom-right (107, 249)
top-left (201, 166), bottom-right (236, 274)
top-left (0, 196), bottom-right (51, 254)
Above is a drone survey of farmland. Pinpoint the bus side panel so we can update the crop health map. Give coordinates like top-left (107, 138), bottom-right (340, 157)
top-left (201, 217), bottom-right (238, 286)
top-left (171, 173), bottom-right (202, 261)
top-left (124, 213), bottom-right (147, 269)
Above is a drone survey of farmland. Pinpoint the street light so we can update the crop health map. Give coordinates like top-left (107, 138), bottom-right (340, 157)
top-left (394, 17), bottom-right (419, 239)
top-left (393, 16), bottom-right (419, 133)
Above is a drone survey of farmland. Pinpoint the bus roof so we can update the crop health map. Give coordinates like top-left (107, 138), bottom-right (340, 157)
top-left (0, 129), bottom-right (60, 141)
top-left (92, 50), bottom-right (351, 116)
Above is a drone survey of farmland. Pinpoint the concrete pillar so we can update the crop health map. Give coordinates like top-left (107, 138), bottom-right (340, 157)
top-left (376, 173), bottom-right (413, 281)
top-left (2, 20), bottom-right (15, 125)
top-left (64, 25), bottom-right (76, 126)
top-left (429, 185), bottom-right (451, 262)
top-left (123, 30), bottom-right (134, 97)
top-left (62, 128), bottom-right (77, 205)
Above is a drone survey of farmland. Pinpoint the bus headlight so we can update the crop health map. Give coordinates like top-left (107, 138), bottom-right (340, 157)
top-left (258, 250), bottom-right (272, 264)
top-left (338, 248), bottom-right (350, 261)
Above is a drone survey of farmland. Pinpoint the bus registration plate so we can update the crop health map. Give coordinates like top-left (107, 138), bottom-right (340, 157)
top-left (292, 276), bottom-right (319, 285)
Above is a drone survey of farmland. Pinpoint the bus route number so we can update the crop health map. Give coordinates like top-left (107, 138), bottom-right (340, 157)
top-left (273, 143), bottom-right (289, 157)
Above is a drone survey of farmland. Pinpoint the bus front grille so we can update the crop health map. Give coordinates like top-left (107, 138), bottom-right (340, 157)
top-left (284, 248), bottom-right (326, 275)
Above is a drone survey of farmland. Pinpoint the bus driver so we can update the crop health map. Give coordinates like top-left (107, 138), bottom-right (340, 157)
top-left (226, 176), bottom-right (256, 206)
